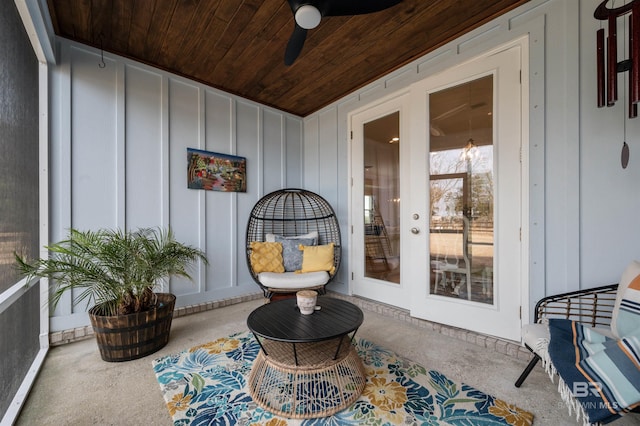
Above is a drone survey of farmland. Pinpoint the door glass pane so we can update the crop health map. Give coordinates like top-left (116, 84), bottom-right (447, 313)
top-left (429, 76), bottom-right (494, 303)
top-left (363, 112), bottom-right (400, 284)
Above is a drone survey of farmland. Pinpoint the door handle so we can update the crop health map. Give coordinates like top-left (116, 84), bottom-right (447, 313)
top-left (410, 227), bottom-right (420, 234)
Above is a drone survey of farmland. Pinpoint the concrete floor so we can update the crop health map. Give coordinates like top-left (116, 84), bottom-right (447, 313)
top-left (15, 296), bottom-right (640, 426)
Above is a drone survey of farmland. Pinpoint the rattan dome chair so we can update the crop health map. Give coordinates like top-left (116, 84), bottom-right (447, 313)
top-left (246, 188), bottom-right (341, 299)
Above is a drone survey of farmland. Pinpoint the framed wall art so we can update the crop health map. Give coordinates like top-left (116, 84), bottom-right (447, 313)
top-left (187, 148), bottom-right (247, 192)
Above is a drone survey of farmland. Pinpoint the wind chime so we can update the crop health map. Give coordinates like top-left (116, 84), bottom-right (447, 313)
top-left (594, 0), bottom-right (640, 168)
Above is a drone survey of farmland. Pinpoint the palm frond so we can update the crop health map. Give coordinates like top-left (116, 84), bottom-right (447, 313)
top-left (14, 227), bottom-right (208, 315)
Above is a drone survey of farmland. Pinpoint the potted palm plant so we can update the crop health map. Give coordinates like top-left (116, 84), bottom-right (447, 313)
top-left (15, 227), bottom-right (207, 362)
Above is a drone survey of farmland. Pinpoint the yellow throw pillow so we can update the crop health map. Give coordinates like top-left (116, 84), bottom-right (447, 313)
top-left (250, 242), bottom-right (284, 273)
top-left (299, 243), bottom-right (335, 274)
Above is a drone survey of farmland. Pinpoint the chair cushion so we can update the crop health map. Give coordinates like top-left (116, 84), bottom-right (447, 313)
top-left (250, 242), bottom-right (284, 273)
top-left (522, 322), bottom-right (616, 358)
top-left (612, 260), bottom-right (640, 338)
top-left (275, 236), bottom-right (315, 272)
top-left (577, 332), bottom-right (640, 421)
top-left (299, 243), bottom-right (335, 274)
top-left (546, 319), bottom-right (639, 424)
top-left (257, 270), bottom-right (330, 289)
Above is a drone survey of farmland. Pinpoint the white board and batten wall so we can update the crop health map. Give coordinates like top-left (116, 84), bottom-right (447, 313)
top-left (48, 40), bottom-right (305, 331)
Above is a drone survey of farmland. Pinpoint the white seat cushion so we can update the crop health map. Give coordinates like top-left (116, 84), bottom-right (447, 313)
top-left (257, 271), bottom-right (329, 289)
top-left (521, 323), bottom-right (550, 355)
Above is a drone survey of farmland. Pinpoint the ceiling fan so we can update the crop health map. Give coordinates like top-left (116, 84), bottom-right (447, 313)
top-left (284, 0), bottom-right (403, 66)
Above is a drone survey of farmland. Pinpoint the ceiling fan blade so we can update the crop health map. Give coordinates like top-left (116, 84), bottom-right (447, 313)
top-left (323, 0), bottom-right (402, 16)
top-left (285, 24), bottom-right (307, 65)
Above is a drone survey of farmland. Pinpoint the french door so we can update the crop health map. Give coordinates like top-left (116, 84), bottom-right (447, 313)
top-left (351, 42), bottom-right (526, 340)
top-left (351, 93), bottom-right (411, 309)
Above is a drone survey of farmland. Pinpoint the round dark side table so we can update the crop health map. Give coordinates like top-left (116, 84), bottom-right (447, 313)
top-left (246, 297), bottom-right (365, 419)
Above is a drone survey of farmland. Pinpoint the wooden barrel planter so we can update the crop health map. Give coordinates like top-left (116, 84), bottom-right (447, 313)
top-left (88, 292), bottom-right (176, 362)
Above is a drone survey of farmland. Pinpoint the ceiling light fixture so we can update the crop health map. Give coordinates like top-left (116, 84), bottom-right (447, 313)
top-left (295, 5), bottom-right (322, 29)
top-left (461, 138), bottom-right (479, 161)
top-left (389, 137), bottom-right (400, 144)
top-left (464, 138), bottom-right (477, 151)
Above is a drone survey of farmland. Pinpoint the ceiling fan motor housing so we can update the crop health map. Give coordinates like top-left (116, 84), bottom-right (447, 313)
top-left (295, 4), bottom-right (322, 29)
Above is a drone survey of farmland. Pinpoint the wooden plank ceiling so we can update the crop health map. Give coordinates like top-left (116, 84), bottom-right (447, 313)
top-left (46, 0), bottom-right (529, 117)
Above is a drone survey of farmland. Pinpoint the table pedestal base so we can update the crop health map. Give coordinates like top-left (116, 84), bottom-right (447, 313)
top-left (247, 342), bottom-right (366, 419)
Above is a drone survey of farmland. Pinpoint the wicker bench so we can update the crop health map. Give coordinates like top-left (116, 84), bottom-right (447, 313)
top-left (515, 260), bottom-right (640, 425)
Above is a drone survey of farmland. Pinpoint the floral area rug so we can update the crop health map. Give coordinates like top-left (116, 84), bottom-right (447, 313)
top-left (152, 331), bottom-right (534, 425)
